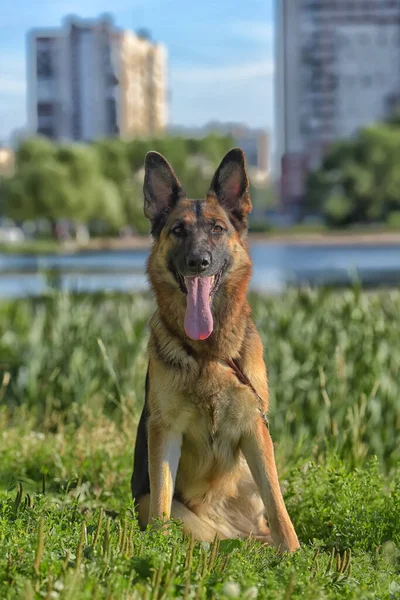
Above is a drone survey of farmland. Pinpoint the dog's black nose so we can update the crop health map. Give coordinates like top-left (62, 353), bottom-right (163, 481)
top-left (186, 252), bottom-right (211, 273)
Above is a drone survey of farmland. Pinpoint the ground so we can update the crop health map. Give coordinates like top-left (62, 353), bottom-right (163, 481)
top-left (0, 289), bottom-right (399, 599)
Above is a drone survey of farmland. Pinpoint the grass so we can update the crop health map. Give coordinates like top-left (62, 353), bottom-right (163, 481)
top-left (1, 289), bottom-right (400, 598)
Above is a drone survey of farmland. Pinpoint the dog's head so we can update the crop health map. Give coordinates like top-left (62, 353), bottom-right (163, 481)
top-left (144, 148), bottom-right (252, 342)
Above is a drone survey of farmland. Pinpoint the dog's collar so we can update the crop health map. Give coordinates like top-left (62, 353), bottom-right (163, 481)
top-left (221, 357), bottom-right (269, 429)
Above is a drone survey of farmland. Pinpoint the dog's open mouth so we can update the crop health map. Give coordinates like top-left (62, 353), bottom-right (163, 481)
top-left (175, 269), bottom-right (223, 341)
top-left (176, 271), bottom-right (222, 298)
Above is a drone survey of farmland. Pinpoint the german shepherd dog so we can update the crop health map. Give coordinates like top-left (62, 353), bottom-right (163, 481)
top-left (131, 149), bottom-right (300, 552)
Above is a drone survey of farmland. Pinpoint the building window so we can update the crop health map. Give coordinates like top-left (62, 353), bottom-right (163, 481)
top-left (304, 2), bottom-right (320, 11)
top-left (36, 44), bottom-right (53, 78)
top-left (37, 102), bottom-right (53, 117)
top-left (37, 126), bottom-right (54, 138)
top-left (106, 98), bottom-right (118, 134)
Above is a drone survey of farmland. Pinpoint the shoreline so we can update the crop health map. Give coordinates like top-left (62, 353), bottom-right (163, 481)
top-left (67, 231), bottom-right (400, 251)
top-left (249, 231), bottom-right (400, 246)
top-left (3, 230), bottom-right (400, 255)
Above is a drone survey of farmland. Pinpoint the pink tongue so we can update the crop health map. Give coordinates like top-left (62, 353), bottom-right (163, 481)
top-left (184, 277), bottom-right (213, 340)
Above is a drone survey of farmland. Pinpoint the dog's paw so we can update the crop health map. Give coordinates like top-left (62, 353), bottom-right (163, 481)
top-left (277, 535), bottom-right (301, 554)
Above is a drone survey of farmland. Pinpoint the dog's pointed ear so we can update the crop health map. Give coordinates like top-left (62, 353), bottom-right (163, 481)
top-left (143, 152), bottom-right (184, 227)
top-left (208, 148), bottom-right (252, 229)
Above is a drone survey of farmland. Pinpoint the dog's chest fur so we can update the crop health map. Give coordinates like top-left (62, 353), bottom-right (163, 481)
top-left (150, 356), bottom-right (259, 504)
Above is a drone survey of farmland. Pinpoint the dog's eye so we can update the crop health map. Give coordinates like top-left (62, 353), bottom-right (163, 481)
top-left (172, 225), bottom-right (184, 236)
top-left (213, 225), bottom-right (224, 233)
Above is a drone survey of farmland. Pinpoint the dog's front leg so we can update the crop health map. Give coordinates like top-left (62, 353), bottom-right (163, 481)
top-left (148, 421), bottom-right (182, 525)
top-left (241, 417), bottom-right (300, 553)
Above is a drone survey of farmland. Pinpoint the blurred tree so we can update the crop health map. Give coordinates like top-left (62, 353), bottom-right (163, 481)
top-left (250, 183), bottom-right (277, 211)
top-left (126, 139), bottom-right (153, 172)
top-left (306, 124), bottom-right (400, 227)
top-left (57, 143), bottom-right (124, 229)
top-left (94, 178), bottom-right (124, 231)
top-left (323, 194), bottom-right (353, 227)
top-left (57, 144), bottom-right (100, 223)
top-left (2, 134), bottom-right (241, 235)
top-left (15, 136), bottom-right (56, 169)
top-left (94, 139), bottom-right (141, 230)
top-left (94, 139), bottom-right (131, 186)
top-left (198, 133), bottom-right (235, 165)
top-left (3, 161), bottom-right (76, 236)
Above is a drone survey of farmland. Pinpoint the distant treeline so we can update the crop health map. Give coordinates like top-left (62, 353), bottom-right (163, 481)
top-left (306, 113), bottom-right (400, 228)
top-left (0, 135), bottom-right (235, 235)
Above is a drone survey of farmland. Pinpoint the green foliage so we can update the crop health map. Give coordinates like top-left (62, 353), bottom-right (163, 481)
top-left (0, 293), bottom-right (151, 419)
top-left (306, 122), bottom-right (400, 227)
top-left (0, 479), bottom-right (399, 599)
top-left (2, 288), bottom-right (400, 469)
top-left (251, 288), bottom-right (400, 468)
top-left (250, 182), bottom-right (277, 211)
top-left (15, 136), bottom-right (56, 168)
top-left (1, 134), bottom-right (235, 236)
top-left (324, 194), bottom-right (353, 227)
top-left (286, 458), bottom-right (400, 552)
top-left (386, 210), bottom-right (400, 229)
top-left (1, 289), bottom-right (399, 597)
top-left (4, 161), bottom-right (76, 223)
top-left (248, 219), bottom-right (271, 233)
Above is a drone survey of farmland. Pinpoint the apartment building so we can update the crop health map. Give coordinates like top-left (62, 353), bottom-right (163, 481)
top-left (27, 15), bottom-right (167, 142)
top-left (117, 31), bottom-right (167, 138)
top-left (276, 0), bottom-right (400, 209)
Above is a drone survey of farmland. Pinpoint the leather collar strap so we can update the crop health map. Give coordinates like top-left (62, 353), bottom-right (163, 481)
top-left (224, 358), bottom-right (269, 429)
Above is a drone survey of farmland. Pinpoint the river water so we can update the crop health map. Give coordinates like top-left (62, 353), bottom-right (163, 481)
top-left (2, 242), bottom-right (400, 298)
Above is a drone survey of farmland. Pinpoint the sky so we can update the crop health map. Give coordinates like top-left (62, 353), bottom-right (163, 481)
top-left (0, 0), bottom-right (274, 143)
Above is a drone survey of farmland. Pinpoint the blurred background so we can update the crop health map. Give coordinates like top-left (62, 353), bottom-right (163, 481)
top-left (2, 4), bottom-right (400, 594)
top-left (1, 0), bottom-right (400, 296)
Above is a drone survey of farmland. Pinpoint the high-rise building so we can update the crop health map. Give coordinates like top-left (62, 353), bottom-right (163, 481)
top-left (27, 16), bottom-right (167, 142)
top-left (116, 31), bottom-right (167, 138)
top-left (276, 0), bottom-right (400, 209)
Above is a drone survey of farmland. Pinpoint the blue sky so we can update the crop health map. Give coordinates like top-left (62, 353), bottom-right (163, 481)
top-left (0, 0), bottom-right (274, 143)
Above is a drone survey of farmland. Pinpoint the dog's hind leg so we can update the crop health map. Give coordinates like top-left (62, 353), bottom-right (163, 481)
top-left (171, 500), bottom-right (224, 541)
top-left (136, 493), bottom-right (220, 541)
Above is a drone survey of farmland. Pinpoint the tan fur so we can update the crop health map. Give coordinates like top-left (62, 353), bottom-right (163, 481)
top-left (134, 149), bottom-right (300, 553)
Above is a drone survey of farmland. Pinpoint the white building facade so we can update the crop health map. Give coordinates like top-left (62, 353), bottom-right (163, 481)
top-left (27, 16), bottom-right (167, 142)
top-left (276, 0), bottom-right (400, 209)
